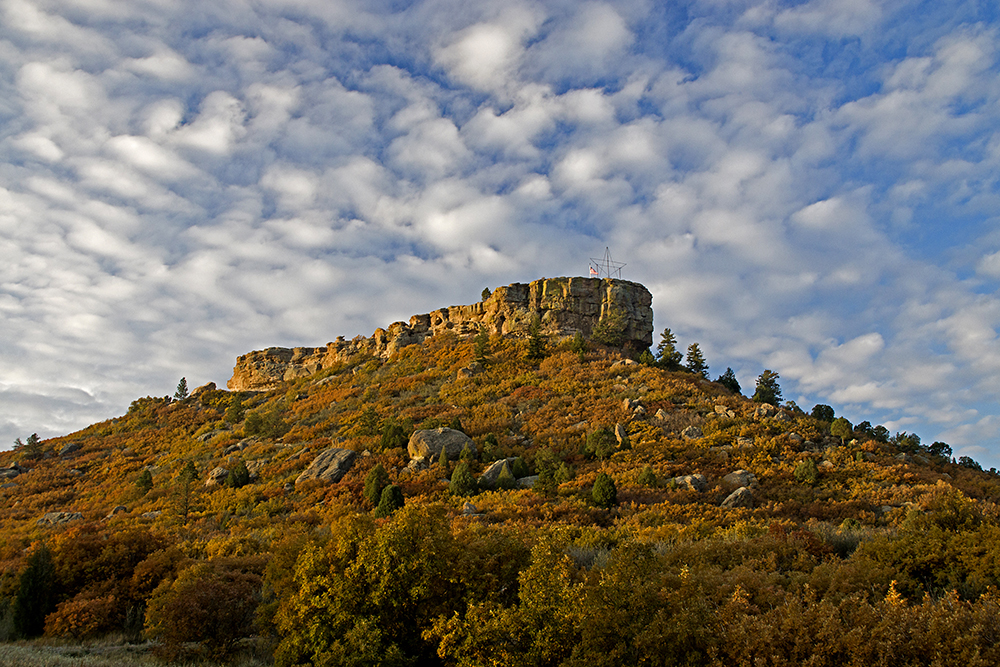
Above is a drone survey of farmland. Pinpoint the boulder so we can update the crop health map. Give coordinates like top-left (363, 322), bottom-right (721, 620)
top-left (59, 442), bottom-right (81, 456)
top-left (457, 361), bottom-right (484, 379)
top-left (721, 486), bottom-right (754, 509)
top-left (736, 437), bottom-right (754, 448)
top-left (654, 408), bottom-right (669, 421)
top-left (141, 511), bottom-right (162, 519)
top-left (408, 428), bottom-right (475, 462)
top-left (754, 404), bottom-right (778, 419)
top-left (295, 447), bottom-right (358, 485)
top-left (518, 475), bottom-right (539, 489)
top-left (0, 467), bottom-right (19, 480)
top-left (633, 405), bottom-right (646, 418)
top-left (681, 426), bottom-right (703, 440)
top-left (205, 467), bottom-right (229, 486)
top-left (105, 506), bottom-right (128, 519)
top-left (614, 423), bottom-right (630, 448)
top-left (670, 474), bottom-right (708, 492)
top-left (714, 405), bottom-right (736, 418)
top-left (480, 458), bottom-right (518, 488)
top-left (722, 470), bottom-right (757, 489)
top-left (198, 430), bottom-right (229, 443)
top-left (191, 382), bottom-right (216, 396)
top-left (38, 511), bottom-right (84, 526)
top-left (462, 502), bottom-right (478, 515)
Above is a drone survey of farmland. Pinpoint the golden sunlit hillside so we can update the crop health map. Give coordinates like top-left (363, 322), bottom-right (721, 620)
top-left (2, 279), bottom-right (999, 667)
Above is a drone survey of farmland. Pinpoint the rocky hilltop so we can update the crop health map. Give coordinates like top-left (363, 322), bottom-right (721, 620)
top-left (228, 276), bottom-right (653, 391)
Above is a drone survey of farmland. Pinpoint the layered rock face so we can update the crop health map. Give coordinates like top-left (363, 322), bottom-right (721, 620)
top-left (228, 276), bottom-right (653, 391)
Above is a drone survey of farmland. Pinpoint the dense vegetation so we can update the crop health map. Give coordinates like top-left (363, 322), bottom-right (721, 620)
top-left (1, 329), bottom-right (999, 665)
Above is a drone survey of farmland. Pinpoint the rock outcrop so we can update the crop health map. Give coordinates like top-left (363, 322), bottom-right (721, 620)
top-left (229, 277), bottom-right (653, 391)
top-left (408, 428), bottom-right (475, 462)
top-left (295, 447), bottom-right (358, 485)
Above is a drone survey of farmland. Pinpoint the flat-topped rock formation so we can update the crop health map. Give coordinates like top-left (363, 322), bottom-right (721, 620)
top-left (228, 276), bottom-right (653, 391)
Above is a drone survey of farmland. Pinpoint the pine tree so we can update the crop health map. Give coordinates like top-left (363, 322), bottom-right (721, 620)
top-left (449, 461), bottom-right (478, 496)
top-left (13, 545), bottom-right (55, 638)
top-left (174, 377), bottom-right (189, 400)
top-left (364, 463), bottom-right (391, 506)
top-left (592, 472), bottom-right (618, 508)
top-left (592, 308), bottom-right (627, 347)
top-left (570, 331), bottom-right (587, 361)
top-left (655, 328), bottom-right (683, 368)
top-left (752, 370), bottom-right (782, 406)
top-left (226, 460), bottom-right (250, 488)
top-left (473, 327), bottom-right (491, 365)
top-left (526, 315), bottom-right (547, 361)
top-left (136, 469), bottom-right (154, 495)
top-left (481, 287), bottom-right (491, 301)
top-left (685, 343), bottom-right (708, 378)
top-left (716, 368), bottom-right (741, 394)
top-left (438, 446), bottom-right (449, 472)
top-left (374, 485), bottom-right (405, 517)
top-left (496, 462), bottom-right (517, 490)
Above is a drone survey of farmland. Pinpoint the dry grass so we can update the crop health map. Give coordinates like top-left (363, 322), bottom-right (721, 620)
top-left (0, 641), bottom-right (271, 667)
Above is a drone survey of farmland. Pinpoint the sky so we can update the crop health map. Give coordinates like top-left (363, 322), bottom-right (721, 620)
top-left (3, 0), bottom-right (1000, 467)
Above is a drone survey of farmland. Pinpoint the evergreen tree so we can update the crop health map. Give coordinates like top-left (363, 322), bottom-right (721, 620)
top-left (716, 367), bottom-right (741, 394)
top-left (226, 460), bottom-right (251, 488)
top-left (496, 462), bottom-right (517, 490)
top-left (570, 331), bottom-right (587, 361)
top-left (364, 463), bottom-right (391, 507)
top-left (460, 442), bottom-right (475, 461)
top-left (174, 377), bottom-right (189, 400)
top-left (178, 461), bottom-right (199, 519)
top-left (374, 485), bottom-right (405, 518)
top-left (511, 456), bottom-right (529, 478)
top-left (449, 415), bottom-right (465, 433)
top-left (592, 308), bottom-right (627, 347)
top-left (638, 349), bottom-right (655, 366)
top-left (449, 461), bottom-right (478, 496)
top-left (794, 458), bottom-right (819, 485)
top-left (685, 343), bottom-right (708, 378)
top-left (811, 404), bottom-right (835, 422)
top-left (473, 327), bottom-right (491, 365)
top-left (592, 472), bottom-right (618, 508)
top-left (752, 370), bottom-right (782, 406)
top-left (13, 545), bottom-right (55, 638)
top-left (655, 328), bottom-right (683, 368)
top-left (379, 419), bottom-right (407, 451)
top-left (136, 469), bottom-right (154, 496)
top-left (481, 287), bottom-right (491, 301)
top-left (438, 446), bottom-right (449, 472)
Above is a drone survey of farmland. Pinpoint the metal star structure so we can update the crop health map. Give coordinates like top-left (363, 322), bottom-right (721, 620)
top-left (588, 247), bottom-right (626, 279)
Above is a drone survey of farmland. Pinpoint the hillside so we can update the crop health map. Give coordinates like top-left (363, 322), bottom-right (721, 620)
top-left (2, 277), bottom-right (1000, 666)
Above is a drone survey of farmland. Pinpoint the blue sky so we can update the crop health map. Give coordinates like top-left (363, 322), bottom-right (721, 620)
top-left (3, 0), bottom-right (1000, 467)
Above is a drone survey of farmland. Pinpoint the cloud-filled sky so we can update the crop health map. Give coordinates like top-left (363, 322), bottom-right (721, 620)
top-left (3, 0), bottom-right (1000, 466)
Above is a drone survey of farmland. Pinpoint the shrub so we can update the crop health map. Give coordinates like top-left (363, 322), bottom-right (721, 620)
top-left (225, 460), bottom-right (250, 489)
top-left (13, 545), bottom-right (56, 638)
top-left (449, 461), bottom-right (478, 496)
top-left (637, 465), bottom-right (657, 487)
top-left (592, 472), bottom-right (617, 508)
top-left (136, 469), bottom-right (153, 496)
top-left (810, 404), bottom-right (834, 422)
top-left (794, 458), bottom-right (818, 485)
top-left (831, 417), bottom-right (853, 443)
top-left (585, 427), bottom-right (617, 460)
top-left (379, 420), bottom-right (408, 451)
top-left (511, 457), bottom-right (529, 478)
top-left (364, 463), bottom-right (390, 507)
top-left (592, 308), bottom-right (627, 347)
top-left (145, 562), bottom-right (261, 659)
top-left (374, 485), bottom-right (405, 518)
top-left (496, 463), bottom-right (517, 490)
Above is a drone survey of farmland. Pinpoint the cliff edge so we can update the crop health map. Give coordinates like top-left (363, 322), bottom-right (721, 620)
top-left (228, 276), bottom-right (653, 391)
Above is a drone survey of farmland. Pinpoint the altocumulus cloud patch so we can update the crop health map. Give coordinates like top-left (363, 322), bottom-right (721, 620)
top-left (2, 0), bottom-right (1000, 467)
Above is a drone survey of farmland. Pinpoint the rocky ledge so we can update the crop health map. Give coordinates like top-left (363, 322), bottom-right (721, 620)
top-left (228, 276), bottom-right (653, 391)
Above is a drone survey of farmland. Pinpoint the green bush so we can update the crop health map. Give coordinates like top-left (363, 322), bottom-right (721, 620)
top-left (364, 463), bottom-right (391, 507)
top-left (374, 485), bottom-right (405, 518)
top-left (585, 427), bottom-right (617, 460)
top-left (637, 465), bottom-right (657, 488)
top-left (592, 472), bottom-right (617, 508)
top-left (449, 461), bottom-right (478, 497)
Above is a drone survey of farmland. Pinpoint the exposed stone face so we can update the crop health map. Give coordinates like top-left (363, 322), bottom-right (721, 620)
top-left (295, 447), bottom-right (358, 485)
top-left (228, 277), bottom-right (654, 391)
top-left (408, 428), bottom-right (475, 462)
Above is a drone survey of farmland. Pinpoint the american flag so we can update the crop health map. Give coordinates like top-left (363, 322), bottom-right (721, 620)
top-left (589, 266), bottom-right (598, 277)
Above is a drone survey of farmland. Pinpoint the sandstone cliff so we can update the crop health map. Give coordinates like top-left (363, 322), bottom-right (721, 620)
top-left (228, 277), bottom-right (653, 391)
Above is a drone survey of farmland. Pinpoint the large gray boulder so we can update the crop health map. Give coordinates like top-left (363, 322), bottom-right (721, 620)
top-left (681, 426), bottom-right (703, 440)
top-left (722, 486), bottom-right (754, 509)
top-left (295, 447), bottom-right (357, 485)
top-left (408, 428), bottom-right (475, 462)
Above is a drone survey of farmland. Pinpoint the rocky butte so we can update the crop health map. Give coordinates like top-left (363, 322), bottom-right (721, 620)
top-left (228, 277), bottom-right (653, 392)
